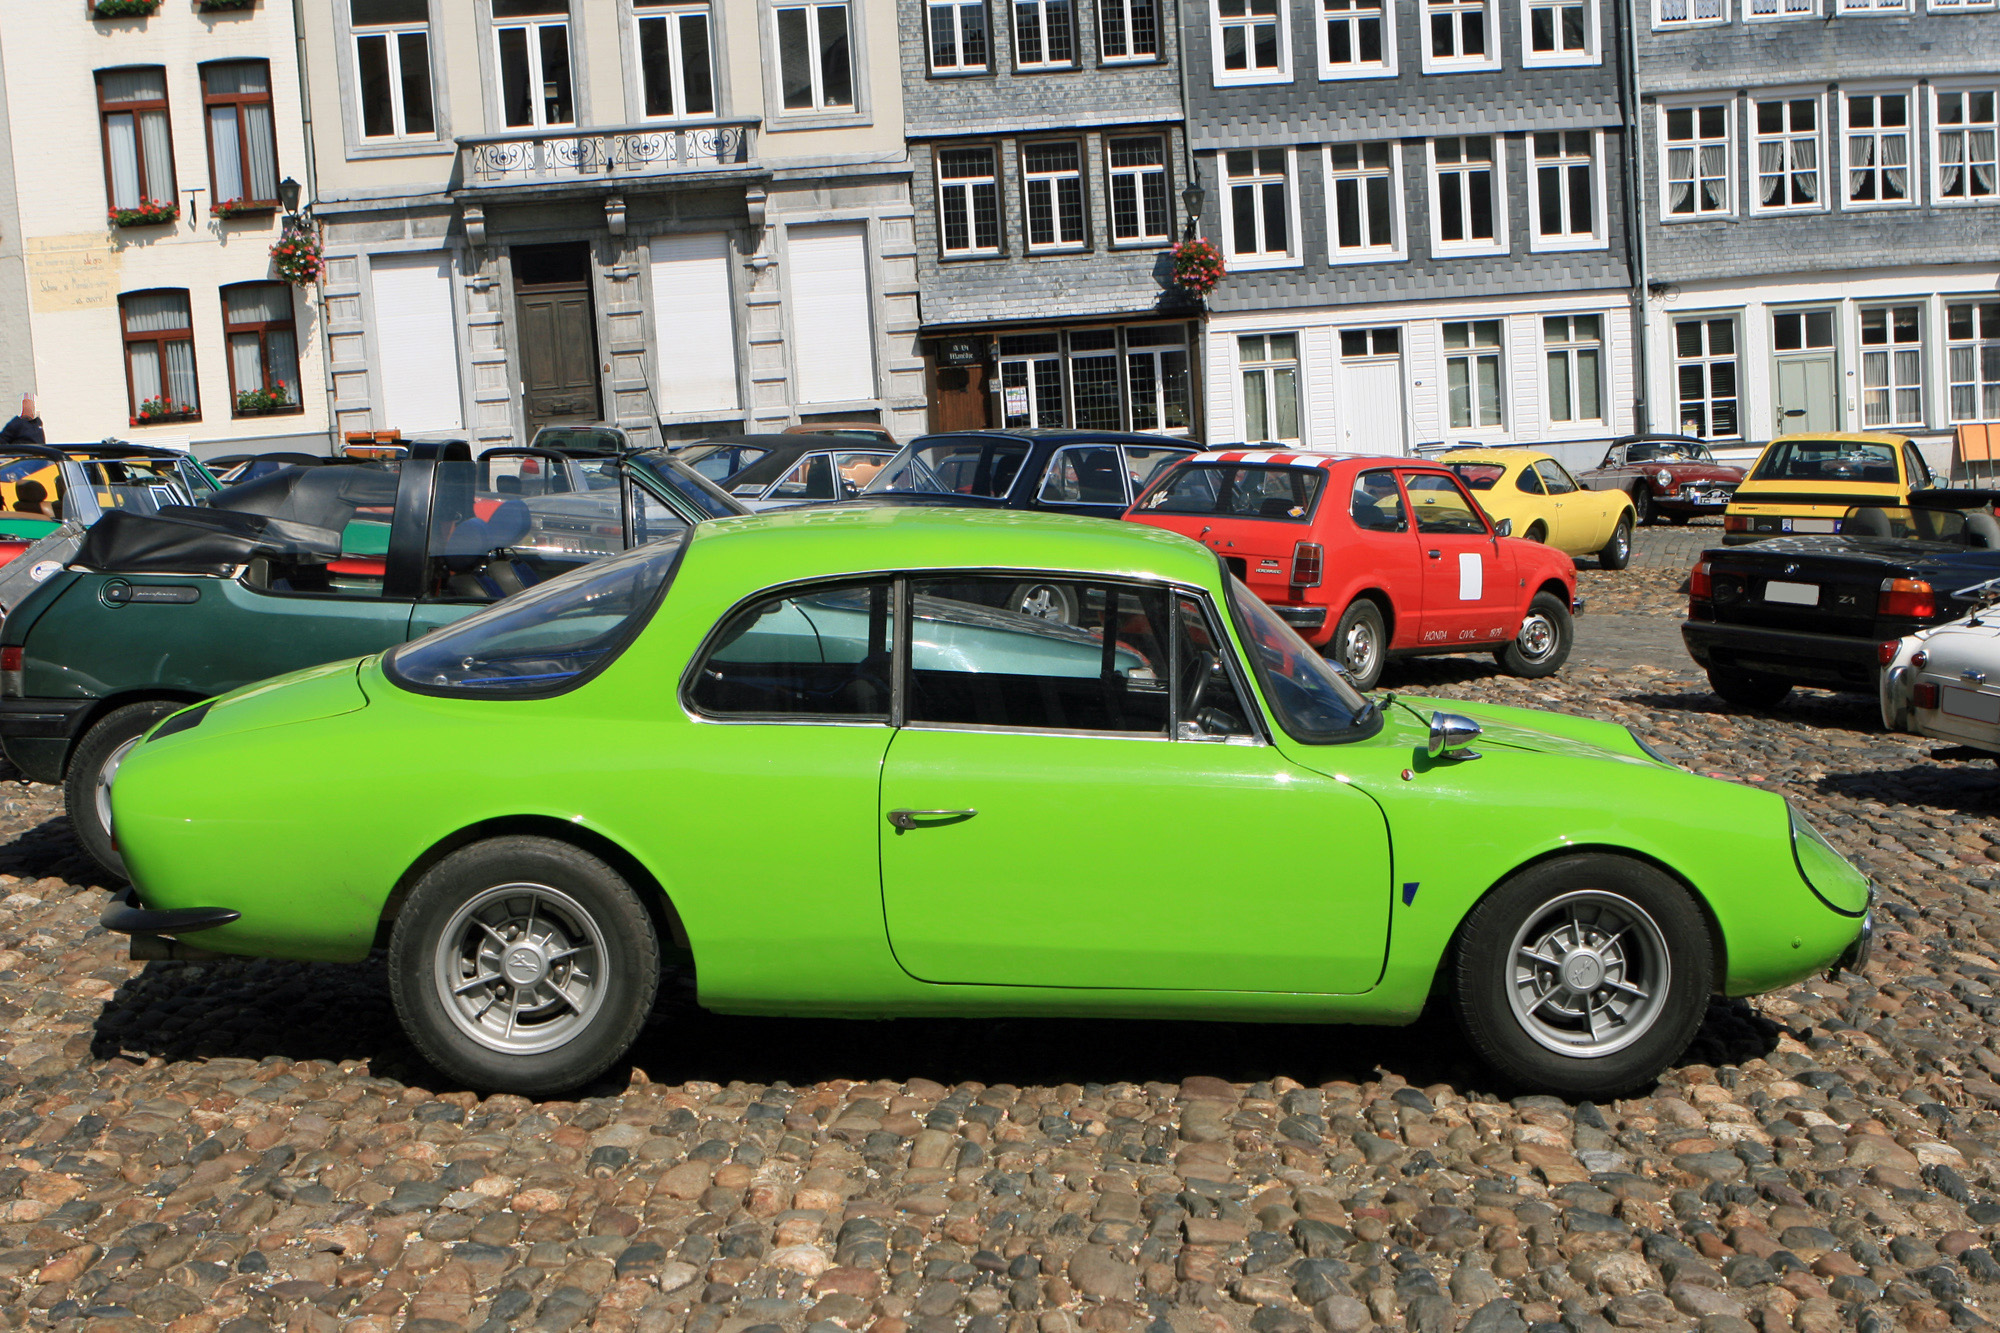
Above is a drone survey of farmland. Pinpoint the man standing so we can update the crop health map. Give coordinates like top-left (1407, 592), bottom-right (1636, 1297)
top-left (0, 396), bottom-right (42, 444)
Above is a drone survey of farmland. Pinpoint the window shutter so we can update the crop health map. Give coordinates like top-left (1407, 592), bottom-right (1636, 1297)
top-left (369, 252), bottom-right (462, 431)
top-left (787, 222), bottom-right (875, 405)
top-left (649, 232), bottom-right (740, 414)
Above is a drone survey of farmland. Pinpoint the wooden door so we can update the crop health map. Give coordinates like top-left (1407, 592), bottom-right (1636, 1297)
top-left (928, 361), bottom-right (991, 432)
top-left (517, 283), bottom-right (601, 432)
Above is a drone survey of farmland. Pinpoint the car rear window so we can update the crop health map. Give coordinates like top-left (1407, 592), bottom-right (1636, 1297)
top-left (1134, 463), bottom-right (1323, 521)
top-left (1443, 462), bottom-right (1504, 491)
top-left (387, 533), bottom-right (686, 696)
top-left (1750, 441), bottom-right (1898, 483)
top-left (866, 439), bottom-right (1032, 499)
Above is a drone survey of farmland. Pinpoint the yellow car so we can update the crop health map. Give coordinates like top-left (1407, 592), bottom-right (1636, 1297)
top-left (1722, 432), bottom-right (1938, 545)
top-left (1438, 448), bottom-right (1636, 569)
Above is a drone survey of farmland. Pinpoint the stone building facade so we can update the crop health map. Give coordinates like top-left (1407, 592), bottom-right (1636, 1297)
top-left (1633, 0), bottom-right (2000, 444)
top-left (1181, 0), bottom-right (1634, 453)
top-left (902, 0), bottom-right (1198, 435)
top-left (299, 0), bottom-right (925, 450)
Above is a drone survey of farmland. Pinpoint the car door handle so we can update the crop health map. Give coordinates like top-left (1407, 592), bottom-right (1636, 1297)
top-left (888, 808), bottom-right (978, 834)
top-left (1427, 549), bottom-right (1441, 559)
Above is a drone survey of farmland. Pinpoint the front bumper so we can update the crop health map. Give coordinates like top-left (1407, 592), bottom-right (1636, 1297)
top-left (1681, 618), bottom-right (1882, 689)
top-left (1834, 910), bottom-right (1874, 978)
top-left (100, 884), bottom-right (240, 937)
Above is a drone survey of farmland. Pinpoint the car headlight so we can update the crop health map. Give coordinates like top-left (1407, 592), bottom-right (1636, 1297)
top-left (1656, 468), bottom-right (1673, 488)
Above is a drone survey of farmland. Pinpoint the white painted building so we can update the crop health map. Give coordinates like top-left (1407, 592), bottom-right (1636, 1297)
top-left (0, 0), bottom-right (327, 454)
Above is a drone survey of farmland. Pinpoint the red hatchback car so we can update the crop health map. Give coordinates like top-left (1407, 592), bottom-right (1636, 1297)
top-left (1126, 449), bottom-right (1582, 688)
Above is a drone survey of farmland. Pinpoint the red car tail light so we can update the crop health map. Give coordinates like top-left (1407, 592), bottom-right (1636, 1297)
top-left (1292, 541), bottom-right (1323, 588)
top-left (1915, 682), bottom-right (1940, 710)
top-left (1689, 561), bottom-right (1712, 599)
top-left (1878, 640), bottom-right (1902, 665)
top-left (1878, 578), bottom-right (1935, 619)
top-left (1723, 514), bottom-right (1749, 533)
top-left (0, 647), bottom-right (21, 673)
top-left (1913, 649), bottom-right (1928, 670)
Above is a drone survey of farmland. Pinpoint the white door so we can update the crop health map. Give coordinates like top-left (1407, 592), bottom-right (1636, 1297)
top-left (788, 222), bottom-right (876, 405)
top-left (1340, 328), bottom-right (1406, 455)
top-left (370, 252), bottom-right (463, 433)
top-left (649, 232), bottom-right (740, 415)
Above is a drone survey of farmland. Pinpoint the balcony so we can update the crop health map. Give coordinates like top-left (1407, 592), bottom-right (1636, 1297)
top-left (456, 120), bottom-right (759, 193)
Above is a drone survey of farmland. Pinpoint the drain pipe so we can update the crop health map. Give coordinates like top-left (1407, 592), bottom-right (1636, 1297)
top-left (1616, 0), bottom-right (1652, 434)
top-left (290, 0), bottom-right (336, 455)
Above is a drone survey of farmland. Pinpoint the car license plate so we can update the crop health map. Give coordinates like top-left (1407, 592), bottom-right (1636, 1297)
top-left (1786, 518), bottom-right (1838, 534)
top-left (1764, 580), bottom-right (1819, 606)
top-left (1944, 686), bottom-right (2000, 724)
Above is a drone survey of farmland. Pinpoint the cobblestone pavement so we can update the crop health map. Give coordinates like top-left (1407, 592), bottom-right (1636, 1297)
top-left (7, 552), bottom-right (2000, 1333)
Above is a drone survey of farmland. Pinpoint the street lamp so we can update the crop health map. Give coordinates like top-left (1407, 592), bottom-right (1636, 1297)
top-left (278, 176), bottom-right (302, 216)
top-left (1181, 182), bottom-right (1205, 239)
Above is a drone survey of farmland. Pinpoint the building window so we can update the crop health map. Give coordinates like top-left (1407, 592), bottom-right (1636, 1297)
top-left (1937, 89), bottom-right (1998, 202)
top-left (1843, 91), bottom-right (1911, 206)
top-left (97, 68), bottom-right (176, 213)
top-left (1099, 0), bottom-right (1158, 60)
top-left (1239, 334), bottom-right (1300, 443)
top-left (1068, 329), bottom-right (1121, 430)
top-left (1013, 0), bottom-right (1074, 67)
top-left (1747, 0), bottom-right (1812, 16)
top-left (1753, 97), bottom-right (1822, 211)
top-left (1224, 148), bottom-right (1294, 262)
top-left (1544, 315), bottom-right (1602, 425)
top-left (637, 2), bottom-right (717, 117)
top-left (1674, 316), bottom-right (1738, 438)
top-left (1000, 334), bottom-right (1065, 427)
top-left (937, 147), bottom-right (1001, 255)
top-left (1023, 142), bottom-right (1086, 250)
top-left (201, 61), bottom-right (279, 210)
top-left (1836, 0), bottom-right (1907, 11)
top-left (1525, 0), bottom-right (1592, 61)
top-left (1443, 320), bottom-right (1504, 429)
top-left (1426, 0), bottom-right (1492, 62)
top-left (776, 2), bottom-right (855, 112)
top-left (1664, 103), bottom-right (1731, 217)
top-left (1326, 143), bottom-right (1400, 257)
top-left (1430, 135), bottom-right (1501, 249)
top-left (1108, 136), bottom-right (1170, 244)
top-left (223, 282), bottom-right (301, 416)
top-left (1949, 302), bottom-right (2000, 422)
top-left (1320, 0), bottom-right (1390, 74)
top-left (1655, 0), bottom-right (1725, 21)
top-left (1860, 305), bottom-right (1924, 429)
top-left (927, 0), bottom-right (988, 71)
top-left (494, 0), bottom-right (574, 130)
top-left (1930, 0), bottom-right (1996, 10)
top-left (1214, 0), bottom-right (1287, 80)
top-left (122, 290), bottom-right (200, 423)
top-left (1127, 326), bottom-right (1190, 432)
top-left (1532, 130), bottom-right (1599, 246)
top-left (351, 0), bottom-right (436, 140)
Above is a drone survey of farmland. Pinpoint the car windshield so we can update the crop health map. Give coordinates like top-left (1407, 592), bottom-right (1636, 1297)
top-left (1626, 441), bottom-right (1704, 463)
top-left (1443, 462), bottom-right (1504, 491)
top-left (1136, 463), bottom-right (1324, 520)
top-left (677, 443), bottom-right (771, 484)
top-left (631, 451), bottom-right (750, 518)
top-left (1751, 441), bottom-right (1898, 483)
top-left (388, 534), bottom-right (687, 694)
top-left (1225, 578), bottom-right (1377, 744)
top-left (82, 458), bottom-right (197, 514)
top-left (866, 439), bottom-right (1031, 499)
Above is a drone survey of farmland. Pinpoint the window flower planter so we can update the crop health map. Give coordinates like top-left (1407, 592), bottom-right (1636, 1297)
top-left (211, 197), bottom-right (274, 220)
top-left (131, 397), bottom-right (196, 426)
top-left (195, 0), bottom-right (256, 9)
top-left (91, 0), bottom-right (161, 17)
top-left (109, 199), bottom-right (181, 228)
top-left (234, 386), bottom-right (296, 415)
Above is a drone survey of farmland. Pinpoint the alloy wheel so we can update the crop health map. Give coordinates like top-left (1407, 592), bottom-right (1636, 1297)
top-left (1515, 613), bottom-right (1556, 662)
top-left (93, 736), bottom-right (143, 846)
top-left (1505, 888), bottom-right (1670, 1057)
top-left (433, 882), bottom-right (609, 1055)
top-left (1016, 584), bottom-right (1072, 622)
top-left (1343, 618), bottom-right (1378, 679)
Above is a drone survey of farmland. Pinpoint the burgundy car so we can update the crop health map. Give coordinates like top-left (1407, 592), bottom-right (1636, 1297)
top-left (1577, 435), bottom-right (1743, 526)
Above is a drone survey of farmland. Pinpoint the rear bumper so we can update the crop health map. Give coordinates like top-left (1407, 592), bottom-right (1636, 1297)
top-left (1834, 910), bottom-right (1874, 977)
top-left (100, 884), bottom-right (240, 937)
top-left (1274, 605), bottom-right (1328, 631)
top-left (1680, 619), bottom-right (1883, 689)
top-left (0, 697), bottom-right (92, 782)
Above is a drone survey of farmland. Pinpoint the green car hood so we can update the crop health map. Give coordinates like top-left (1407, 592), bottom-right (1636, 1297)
top-left (1381, 694), bottom-right (1655, 764)
top-left (149, 656), bottom-right (370, 749)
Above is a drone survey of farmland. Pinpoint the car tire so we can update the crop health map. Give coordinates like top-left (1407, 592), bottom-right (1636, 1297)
top-left (1328, 598), bottom-right (1387, 690)
top-left (1523, 522), bottom-right (1548, 544)
top-left (1631, 488), bottom-right (1653, 527)
top-left (1597, 515), bottom-right (1634, 571)
top-left (1708, 668), bottom-right (1792, 710)
top-left (1449, 853), bottom-right (1712, 1099)
top-left (1496, 592), bottom-right (1571, 678)
top-left (1009, 581), bottom-right (1077, 624)
top-left (388, 836), bottom-right (660, 1096)
top-left (65, 700), bottom-right (181, 882)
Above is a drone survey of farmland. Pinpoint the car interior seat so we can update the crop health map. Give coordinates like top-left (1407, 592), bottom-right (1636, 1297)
top-left (1844, 506), bottom-right (1893, 538)
top-left (1965, 512), bottom-right (2000, 549)
top-left (441, 497), bottom-right (535, 599)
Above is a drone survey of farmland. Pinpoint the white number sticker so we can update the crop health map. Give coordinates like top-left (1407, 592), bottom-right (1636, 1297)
top-left (1458, 552), bottom-right (1483, 601)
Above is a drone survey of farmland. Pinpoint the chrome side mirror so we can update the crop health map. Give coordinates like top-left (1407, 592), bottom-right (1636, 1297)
top-left (1493, 517), bottom-right (1513, 538)
top-left (1427, 711), bottom-right (1483, 761)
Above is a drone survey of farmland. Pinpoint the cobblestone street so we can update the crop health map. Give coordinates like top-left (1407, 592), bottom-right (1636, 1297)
top-left (4, 527), bottom-right (2000, 1333)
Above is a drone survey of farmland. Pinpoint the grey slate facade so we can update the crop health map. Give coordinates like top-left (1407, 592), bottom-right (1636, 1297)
top-left (1182, 0), bottom-right (1635, 453)
top-left (902, 0), bottom-right (1200, 434)
top-left (1633, 3), bottom-right (2000, 444)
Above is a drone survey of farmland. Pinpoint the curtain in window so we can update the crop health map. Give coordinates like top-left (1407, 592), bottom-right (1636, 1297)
top-left (1698, 144), bottom-right (1726, 209)
top-left (1882, 133), bottom-right (1907, 198)
top-left (124, 291), bottom-right (190, 333)
top-left (224, 283), bottom-right (289, 323)
top-left (267, 329), bottom-right (299, 396)
top-left (128, 342), bottom-right (163, 405)
top-left (1667, 147), bottom-right (1691, 212)
top-left (1758, 140), bottom-right (1783, 205)
top-left (1475, 355), bottom-right (1501, 426)
top-left (140, 110), bottom-right (175, 202)
top-left (163, 341), bottom-right (198, 411)
top-left (106, 114), bottom-right (141, 208)
top-left (1791, 137), bottom-right (1816, 202)
top-left (229, 332), bottom-right (265, 396)
top-left (1976, 131), bottom-right (1997, 196)
top-left (211, 106), bottom-right (244, 202)
top-left (126, 293), bottom-right (197, 412)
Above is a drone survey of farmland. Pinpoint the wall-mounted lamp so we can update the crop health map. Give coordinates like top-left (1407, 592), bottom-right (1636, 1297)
top-left (278, 175), bottom-right (303, 216)
top-left (1181, 183), bottom-right (1205, 239)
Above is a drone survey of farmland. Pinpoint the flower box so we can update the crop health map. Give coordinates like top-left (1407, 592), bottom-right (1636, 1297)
top-left (109, 199), bottom-right (181, 228)
top-left (91, 0), bottom-right (160, 17)
top-left (210, 197), bottom-right (274, 220)
top-left (131, 396), bottom-right (196, 426)
top-left (270, 215), bottom-right (325, 285)
top-left (196, 0), bottom-right (256, 9)
top-left (235, 386), bottom-right (296, 415)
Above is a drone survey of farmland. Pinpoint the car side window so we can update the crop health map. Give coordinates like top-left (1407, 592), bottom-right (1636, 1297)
top-left (769, 455), bottom-right (837, 502)
top-left (1405, 474), bottom-right (1489, 535)
top-left (1904, 444), bottom-right (1932, 488)
top-left (1174, 594), bottom-right (1253, 739)
top-left (1534, 459), bottom-right (1577, 495)
top-left (905, 576), bottom-right (1170, 734)
top-left (1350, 469), bottom-right (1406, 532)
top-left (1124, 446), bottom-right (1189, 498)
top-left (1601, 449), bottom-right (1622, 468)
top-left (691, 581), bottom-right (896, 719)
top-left (1039, 446), bottom-right (1128, 505)
top-left (1515, 466), bottom-right (1546, 495)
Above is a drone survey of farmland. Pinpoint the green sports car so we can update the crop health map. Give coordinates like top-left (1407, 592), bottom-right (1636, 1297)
top-left (104, 507), bottom-right (1871, 1098)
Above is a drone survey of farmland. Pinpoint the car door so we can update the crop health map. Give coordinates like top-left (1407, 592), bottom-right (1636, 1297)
top-left (1533, 458), bottom-right (1600, 552)
top-left (1402, 472), bottom-right (1517, 647)
top-left (878, 576), bottom-right (1390, 993)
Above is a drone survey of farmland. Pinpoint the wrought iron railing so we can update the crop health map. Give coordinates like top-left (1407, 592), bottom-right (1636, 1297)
top-left (458, 120), bottom-right (758, 186)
